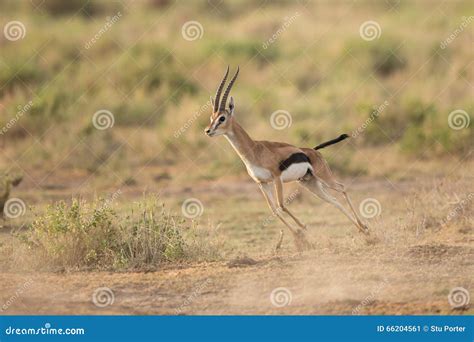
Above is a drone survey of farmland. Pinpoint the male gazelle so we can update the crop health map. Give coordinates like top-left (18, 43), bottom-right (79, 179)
top-left (205, 67), bottom-right (369, 251)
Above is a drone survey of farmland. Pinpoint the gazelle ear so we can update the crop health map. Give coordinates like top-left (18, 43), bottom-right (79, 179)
top-left (210, 96), bottom-right (215, 108)
top-left (229, 96), bottom-right (235, 115)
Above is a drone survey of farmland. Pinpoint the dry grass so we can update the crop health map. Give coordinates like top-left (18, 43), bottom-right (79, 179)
top-left (22, 196), bottom-right (221, 271)
top-left (0, 0), bottom-right (472, 315)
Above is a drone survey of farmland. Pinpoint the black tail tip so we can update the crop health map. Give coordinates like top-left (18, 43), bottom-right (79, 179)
top-left (340, 134), bottom-right (349, 139)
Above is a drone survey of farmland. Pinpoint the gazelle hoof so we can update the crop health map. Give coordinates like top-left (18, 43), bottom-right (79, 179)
top-left (359, 223), bottom-right (370, 235)
top-left (294, 230), bottom-right (313, 251)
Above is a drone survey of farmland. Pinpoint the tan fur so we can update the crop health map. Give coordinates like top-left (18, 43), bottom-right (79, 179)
top-left (205, 68), bottom-right (369, 251)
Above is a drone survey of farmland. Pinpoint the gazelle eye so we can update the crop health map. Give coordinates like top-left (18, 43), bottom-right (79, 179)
top-left (219, 116), bottom-right (226, 122)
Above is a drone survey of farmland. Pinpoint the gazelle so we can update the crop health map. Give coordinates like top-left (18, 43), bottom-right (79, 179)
top-left (205, 67), bottom-right (369, 251)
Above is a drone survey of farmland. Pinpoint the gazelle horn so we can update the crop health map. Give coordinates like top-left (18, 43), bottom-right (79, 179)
top-left (219, 66), bottom-right (239, 112)
top-left (214, 66), bottom-right (229, 113)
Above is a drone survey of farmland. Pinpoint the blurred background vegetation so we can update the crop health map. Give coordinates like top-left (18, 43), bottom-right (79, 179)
top-left (0, 0), bottom-right (472, 189)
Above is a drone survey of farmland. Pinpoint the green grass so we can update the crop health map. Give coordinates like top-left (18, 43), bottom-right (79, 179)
top-left (0, 0), bottom-right (472, 178)
top-left (25, 197), bottom-right (221, 270)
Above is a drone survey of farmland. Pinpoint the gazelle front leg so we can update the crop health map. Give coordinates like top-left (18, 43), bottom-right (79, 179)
top-left (258, 182), bottom-right (285, 251)
top-left (273, 177), bottom-right (307, 229)
top-left (273, 177), bottom-right (312, 251)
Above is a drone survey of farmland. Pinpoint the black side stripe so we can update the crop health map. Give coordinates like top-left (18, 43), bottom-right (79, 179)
top-left (279, 153), bottom-right (311, 171)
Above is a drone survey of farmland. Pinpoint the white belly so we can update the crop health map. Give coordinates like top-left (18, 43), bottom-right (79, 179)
top-left (281, 163), bottom-right (312, 183)
top-left (246, 164), bottom-right (272, 182)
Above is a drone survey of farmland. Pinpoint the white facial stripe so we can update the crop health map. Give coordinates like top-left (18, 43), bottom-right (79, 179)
top-left (212, 116), bottom-right (225, 130)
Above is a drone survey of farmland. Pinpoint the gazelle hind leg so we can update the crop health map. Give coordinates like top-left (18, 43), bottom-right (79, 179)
top-left (326, 180), bottom-right (369, 233)
top-left (342, 191), bottom-right (369, 232)
top-left (301, 178), bottom-right (366, 234)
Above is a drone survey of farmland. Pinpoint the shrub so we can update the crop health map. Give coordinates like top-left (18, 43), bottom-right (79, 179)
top-left (345, 37), bottom-right (406, 77)
top-left (41, 0), bottom-right (118, 17)
top-left (207, 40), bottom-right (279, 65)
top-left (26, 197), bottom-right (220, 270)
top-left (369, 39), bottom-right (406, 76)
top-left (0, 172), bottom-right (23, 218)
top-left (359, 103), bottom-right (406, 145)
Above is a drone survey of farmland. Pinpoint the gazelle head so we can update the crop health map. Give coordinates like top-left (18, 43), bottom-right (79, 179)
top-left (205, 66), bottom-right (239, 137)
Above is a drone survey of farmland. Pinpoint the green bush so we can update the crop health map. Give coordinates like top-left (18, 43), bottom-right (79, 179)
top-left (208, 40), bottom-right (280, 64)
top-left (345, 37), bottom-right (407, 77)
top-left (41, 0), bottom-right (120, 17)
top-left (26, 197), bottom-right (219, 270)
top-left (369, 39), bottom-right (406, 76)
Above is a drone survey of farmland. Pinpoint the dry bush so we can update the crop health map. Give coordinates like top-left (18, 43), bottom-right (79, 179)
top-left (0, 172), bottom-right (23, 218)
top-left (25, 197), bottom-right (221, 270)
top-left (400, 179), bottom-right (474, 241)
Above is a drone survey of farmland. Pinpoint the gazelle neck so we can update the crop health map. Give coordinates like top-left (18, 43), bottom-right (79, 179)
top-left (224, 119), bottom-right (256, 163)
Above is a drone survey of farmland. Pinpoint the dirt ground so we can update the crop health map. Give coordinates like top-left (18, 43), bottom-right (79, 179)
top-left (0, 172), bottom-right (473, 315)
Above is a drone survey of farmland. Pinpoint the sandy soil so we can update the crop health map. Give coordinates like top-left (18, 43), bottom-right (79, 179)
top-left (0, 175), bottom-right (473, 315)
